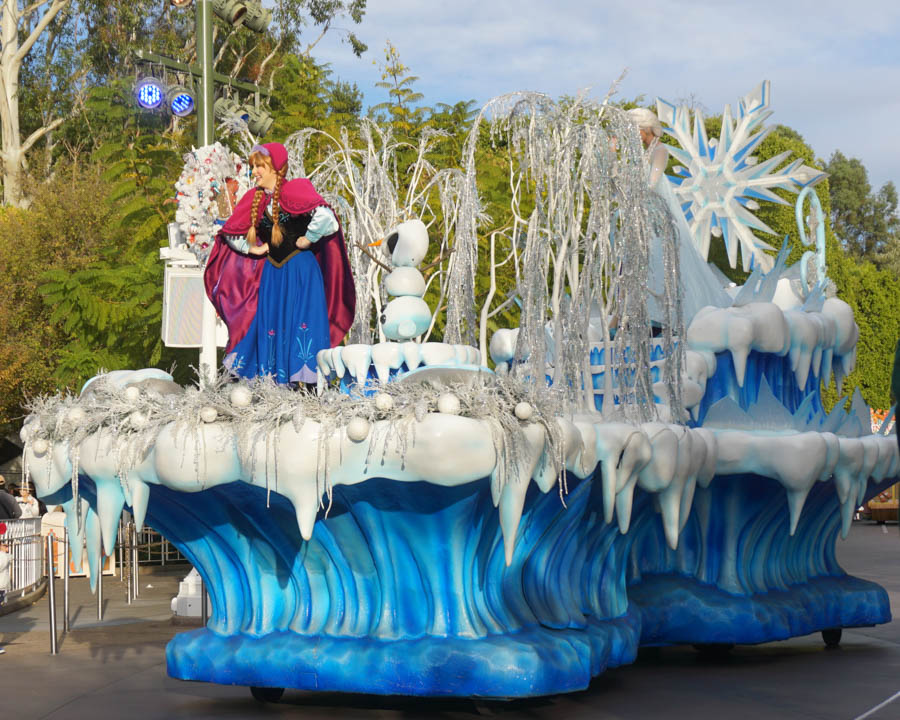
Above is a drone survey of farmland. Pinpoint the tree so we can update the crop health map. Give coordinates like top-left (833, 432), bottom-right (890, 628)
top-left (37, 133), bottom-right (194, 391)
top-left (0, 168), bottom-right (109, 432)
top-left (428, 99), bottom-right (478, 165)
top-left (370, 41), bottom-right (427, 140)
top-left (0, 0), bottom-right (73, 206)
top-left (268, 54), bottom-right (363, 142)
top-left (825, 150), bottom-right (900, 264)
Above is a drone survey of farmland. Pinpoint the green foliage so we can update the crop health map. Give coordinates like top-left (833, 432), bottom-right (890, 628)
top-left (370, 42), bottom-right (427, 140)
top-left (427, 99), bottom-right (479, 166)
top-left (0, 169), bottom-right (110, 433)
top-left (269, 55), bottom-right (363, 142)
top-left (36, 137), bottom-right (195, 393)
top-left (825, 150), bottom-right (900, 272)
top-left (825, 254), bottom-right (900, 411)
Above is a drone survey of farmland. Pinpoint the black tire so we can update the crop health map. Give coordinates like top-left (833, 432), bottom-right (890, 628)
top-left (250, 686), bottom-right (285, 703)
top-left (822, 628), bottom-right (842, 648)
top-left (692, 643), bottom-right (734, 658)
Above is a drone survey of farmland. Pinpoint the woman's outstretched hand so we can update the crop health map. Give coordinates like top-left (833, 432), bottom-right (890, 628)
top-left (296, 236), bottom-right (311, 250)
top-left (248, 242), bottom-right (269, 256)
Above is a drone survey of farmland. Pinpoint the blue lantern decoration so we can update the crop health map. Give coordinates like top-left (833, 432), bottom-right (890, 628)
top-left (135, 77), bottom-right (165, 110)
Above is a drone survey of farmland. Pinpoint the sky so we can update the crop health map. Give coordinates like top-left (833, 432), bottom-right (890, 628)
top-left (310, 0), bottom-right (900, 193)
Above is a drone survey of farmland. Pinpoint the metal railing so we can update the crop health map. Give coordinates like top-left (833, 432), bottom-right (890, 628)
top-left (0, 517), bottom-right (44, 602)
top-left (3, 513), bottom-right (195, 654)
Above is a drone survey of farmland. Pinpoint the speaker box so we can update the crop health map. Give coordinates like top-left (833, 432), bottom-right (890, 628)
top-left (162, 265), bottom-right (205, 348)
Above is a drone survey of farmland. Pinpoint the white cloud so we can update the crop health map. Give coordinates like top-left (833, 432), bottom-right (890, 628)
top-left (310, 0), bottom-right (900, 189)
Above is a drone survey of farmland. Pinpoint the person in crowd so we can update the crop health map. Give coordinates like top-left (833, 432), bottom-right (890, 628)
top-left (203, 142), bottom-right (355, 385)
top-left (0, 477), bottom-right (21, 521)
top-left (16, 483), bottom-right (40, 518)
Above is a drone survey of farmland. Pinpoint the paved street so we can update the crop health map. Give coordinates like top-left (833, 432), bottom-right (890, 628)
top-left (1, 521), bottom-right (898, 719)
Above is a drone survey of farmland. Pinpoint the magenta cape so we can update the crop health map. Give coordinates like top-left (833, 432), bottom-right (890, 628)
top-left (203, 179), bottom-right (356, 353)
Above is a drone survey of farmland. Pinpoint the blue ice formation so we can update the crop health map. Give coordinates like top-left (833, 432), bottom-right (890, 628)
top-left (23, 310), bottom-right (896, 697)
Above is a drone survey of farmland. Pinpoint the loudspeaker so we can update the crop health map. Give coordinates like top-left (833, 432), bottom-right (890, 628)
top-left (162, 266), bottom-right (204, 347)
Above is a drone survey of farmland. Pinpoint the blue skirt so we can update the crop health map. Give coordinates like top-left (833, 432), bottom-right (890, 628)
top-left (226, 250), bottom-right (330, 384)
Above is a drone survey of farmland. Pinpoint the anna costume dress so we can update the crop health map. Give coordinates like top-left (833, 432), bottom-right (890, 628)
top-left (204, 173), bottom-right (355, 384)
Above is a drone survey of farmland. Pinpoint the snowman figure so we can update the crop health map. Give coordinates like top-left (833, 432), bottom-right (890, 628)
top-left (379, 219), bottom-right (432, 340)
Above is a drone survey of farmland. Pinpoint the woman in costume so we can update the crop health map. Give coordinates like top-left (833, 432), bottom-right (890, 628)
top-left (627, 108), bottom-right (731, 326)
top-left (204, 142), bottom-right (355, 384)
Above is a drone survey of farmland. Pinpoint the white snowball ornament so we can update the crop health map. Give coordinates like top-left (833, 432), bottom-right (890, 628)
top-left (200, 406), bottom-right (218, 423)
top-left (124, 386), bottom-right (141, 402)
top-left (514, 402), bottom-right (534, 421)
top-left (130, 411), bottom-right (148, 428)
top-left (346, 416), bottom-right (371, 442)
top-left (437, 393), bottom-right (461, 415)
top-left (229, 385), bottom-right (252, 408)
top-left (67, 407), bottom-right (86, 425)
top-left (32, 438), bottom-right (49, 455)
top-left (374, 393), bottom-right (394, 412)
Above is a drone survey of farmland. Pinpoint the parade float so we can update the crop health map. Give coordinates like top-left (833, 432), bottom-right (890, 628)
top-left (20, 82), bottom-right (898, 700)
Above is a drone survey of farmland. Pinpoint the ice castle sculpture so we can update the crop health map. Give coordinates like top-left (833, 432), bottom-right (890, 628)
top-left (20, 87), bottom-right (896, 700)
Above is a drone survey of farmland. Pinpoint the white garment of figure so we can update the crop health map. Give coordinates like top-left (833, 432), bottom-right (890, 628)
top-left (0, 549), bottom-right (10, 593)
top-left (17, 496), bottom-right (39, 518)
top-left (645, 140), bottom-right (732, 326)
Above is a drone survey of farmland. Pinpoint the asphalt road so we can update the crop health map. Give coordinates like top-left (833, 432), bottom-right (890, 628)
top-left (1, 521), bottom-right (898, 720)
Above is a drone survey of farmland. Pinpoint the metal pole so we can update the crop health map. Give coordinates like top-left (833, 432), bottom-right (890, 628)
top-left (197, 0), bottom-right (214, 148)
top-left (132, 525), bottom-right (140, 599)
top-left (63, 530), bottom-right (69, 633)
top-left (197, 0), bottom-right (218, 383)
top-left (126, 522), bottom-right (133, 605)
top-left (162, 538), bottom-right (167, 566)
top-left (47, 536), bottom-right (58, 655)
top-left (97, 553), bottom-right (103, 621)
top-left (117, 517), bottom-right (123, 579)
top-left (200, 578), bottom-right (208, 626)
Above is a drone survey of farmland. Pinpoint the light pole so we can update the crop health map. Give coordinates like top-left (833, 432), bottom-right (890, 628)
top-left (197, 0), bottom-right (217, 380)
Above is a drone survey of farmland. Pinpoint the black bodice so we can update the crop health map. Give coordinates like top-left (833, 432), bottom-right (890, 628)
top-left (258, 208), bottom-right (313, 266)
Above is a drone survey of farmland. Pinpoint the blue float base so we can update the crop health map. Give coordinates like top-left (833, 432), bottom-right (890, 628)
top-left (630, 573), bottom-right (890, 646)
top-left (167, 609), bottom-right (641, 698)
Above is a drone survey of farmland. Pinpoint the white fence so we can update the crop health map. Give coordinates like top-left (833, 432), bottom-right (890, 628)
top-left (0, 517), bottom-right (44, 602)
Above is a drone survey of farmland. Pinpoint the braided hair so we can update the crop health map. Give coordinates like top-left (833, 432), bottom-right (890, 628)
top-left (269, 167), bottom-right (288, 247)
top-left (245, 152), bottom-right (289, 247)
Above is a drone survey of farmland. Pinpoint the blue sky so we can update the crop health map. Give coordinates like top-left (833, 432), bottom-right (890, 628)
top-left (310, 0), bottom-right (900, 193)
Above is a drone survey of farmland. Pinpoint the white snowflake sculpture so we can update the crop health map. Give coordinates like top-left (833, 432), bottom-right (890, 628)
top-left (656, 81), bottom-right (826, 272)
top-left (174, 143), bottom-right (252, 264)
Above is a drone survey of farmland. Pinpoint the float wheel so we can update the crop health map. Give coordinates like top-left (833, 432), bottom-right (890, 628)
top-left (250, 686), bottom-right (285, 703)
top-left (822, 628), bottom-right (842, 648)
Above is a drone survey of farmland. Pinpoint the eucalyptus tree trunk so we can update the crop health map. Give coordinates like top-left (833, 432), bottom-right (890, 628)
top-left (0, 0), bottom-right (69, 207)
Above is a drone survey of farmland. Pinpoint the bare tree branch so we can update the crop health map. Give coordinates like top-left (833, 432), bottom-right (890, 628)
top-left (21, 116), bottom-right (64, 154)
top-left (302, 20), bottom-right (331, 58)
top-left (15, 0), bottom-right (70, 66)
